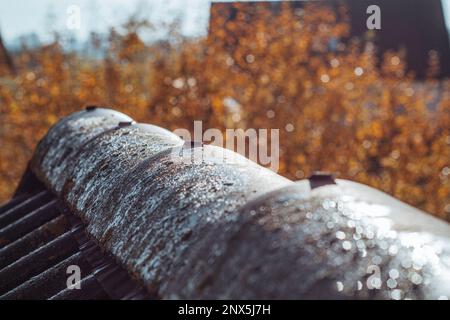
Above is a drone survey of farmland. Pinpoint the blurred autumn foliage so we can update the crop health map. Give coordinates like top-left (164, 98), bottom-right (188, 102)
top-left (0, 3), bottom-right (449, 220)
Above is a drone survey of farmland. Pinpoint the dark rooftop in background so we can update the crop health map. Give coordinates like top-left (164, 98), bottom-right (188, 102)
top-left (209, 0), bottom-right (450, 79)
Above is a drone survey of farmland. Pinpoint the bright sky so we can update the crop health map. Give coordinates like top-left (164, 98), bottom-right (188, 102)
top-left (0, 0), bottom-right (211, 43)
top-left (0, 0), bottom-right (450, 44)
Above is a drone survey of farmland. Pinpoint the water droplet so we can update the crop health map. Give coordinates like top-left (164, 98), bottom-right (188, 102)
top-left (401, 259), bottom-right (412, 269)
top-left (357, 281), bottom-right (363, 291)
top-left (353, 233), bottom-right (362, 241)
top-left (410, 273), bottom-right (423, 285)
top-left (336, 231), bottom-right (346, 240)
top-left (387, 278), bottom-right (397, 289)
top-left (388, 245), bottom-right (398, 256)
top-left (365, 230), bottom-right (375, 239)
top-left (372, 255), bottom-right (382, 265)
top-left (336, 281), bottom-right (344, 292)
top-left (391, 289), bottom-right (402, 300)
top-left (389, 269), bottom-right (399, 279)
top-left (342, 241), bottom-right (352, 251)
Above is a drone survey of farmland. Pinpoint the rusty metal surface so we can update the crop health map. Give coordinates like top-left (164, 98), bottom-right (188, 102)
top-left (24, 108), bottom-right (450, 299)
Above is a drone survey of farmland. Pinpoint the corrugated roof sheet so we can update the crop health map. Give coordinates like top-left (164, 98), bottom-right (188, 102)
top-left (1, 106), bottom-right (450, 300)
top-left (0, 185), bottom-right (148, 300)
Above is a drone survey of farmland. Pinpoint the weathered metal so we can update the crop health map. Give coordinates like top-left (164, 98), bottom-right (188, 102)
top-left (0, 199), bottom-right (60, 246)
top-left (0, 251), bottom-right (91, 300)
top-left (0, 178), bottom-right (148, 300)
top-left (0, 214), bottom-right (69, 269)
top-left (164, 180), bottom-right (450, 299)
top-left (308, 172), bottom-right (336, 189)
top-left (0, 229), bottom-right (81, 294)
top-left (0, 194), bottom-right (32, 216)
top-left (18, 107), bottom-right (450, 299)
top-left (30, 107), bottom-right (134, 194)
top-left (0, 191), bottom-right (52, 226)
top-left (48, 274), bottom-right (109, 300)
